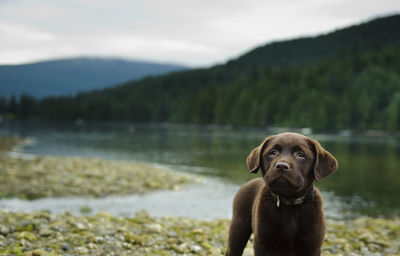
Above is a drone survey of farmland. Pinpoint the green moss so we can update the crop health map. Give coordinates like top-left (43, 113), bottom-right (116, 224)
top-left (79, 205), bottom-right (92, 214)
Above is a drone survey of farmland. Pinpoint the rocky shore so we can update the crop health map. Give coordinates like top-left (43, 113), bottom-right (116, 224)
top-left (0, 136), bottom-right (195, 200)
top-left (0, 210), bottom-right (399, 256)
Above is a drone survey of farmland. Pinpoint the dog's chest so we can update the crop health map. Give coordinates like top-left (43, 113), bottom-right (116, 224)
top-left (255, 200), bottom-right (307, 241)
top-left (265, 209), bottom-right (301, 236)
top-left (280, 211), bottom-right (299, 237)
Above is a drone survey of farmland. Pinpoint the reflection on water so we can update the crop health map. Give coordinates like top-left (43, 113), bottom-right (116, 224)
top-left (0, 178), bottom-right (352, 220)
top-left (1, 121), bottom-right (400, 218)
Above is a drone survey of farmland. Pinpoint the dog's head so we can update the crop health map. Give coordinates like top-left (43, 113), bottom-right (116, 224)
top-left (247, 132), bottom-right (338, 197)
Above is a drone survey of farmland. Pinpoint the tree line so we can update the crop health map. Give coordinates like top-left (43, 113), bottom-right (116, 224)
top-left (2, 41), bottom-right (400, 130)
top-left (2, 15), bottom-right (400, 131)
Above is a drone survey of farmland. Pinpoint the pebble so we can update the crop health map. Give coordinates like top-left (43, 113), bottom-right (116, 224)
top-left (95, 236), bottom-right (105, 243)
top-left (17, 231), bottom-right (37, 241)
top-left (87, 242), bottom-right (97, 249)
top-left (39, 229), bottom-right (52, 237)
top-left (146, 223), bottom-right (162, 233)
top-left (75, 246), bottom-right (89, 254)
top-left (61, 244), bottom-right (70, 251)
top-left (32, 249), bottom-right (47, 256)
top-left (243, 248), bottom-right (254, 256)
top-left (0, 224), bottom-right (9, 236)
top-left (191, 244), bottom-right (202, 252)
top-left (74, 222), bottom-right (85, 230)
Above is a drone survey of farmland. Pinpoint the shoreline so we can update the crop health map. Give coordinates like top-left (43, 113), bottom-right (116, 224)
top-left (0, 136), bottom-right (196, 200)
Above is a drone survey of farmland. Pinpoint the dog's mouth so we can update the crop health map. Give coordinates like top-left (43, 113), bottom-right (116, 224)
top-left (266, 175), bottom-right (303, 196)
top-left (271, 177), bottom-right (292, 186)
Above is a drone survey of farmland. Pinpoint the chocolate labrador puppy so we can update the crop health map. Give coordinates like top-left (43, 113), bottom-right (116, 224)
top-left (226, 132), bottom-right (338, 256)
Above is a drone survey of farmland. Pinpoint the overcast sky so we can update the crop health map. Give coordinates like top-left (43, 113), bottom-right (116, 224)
top-left (1, 0), bottom-right (399, 67)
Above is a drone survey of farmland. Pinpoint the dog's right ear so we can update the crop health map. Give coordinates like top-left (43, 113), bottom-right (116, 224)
top-left (247, 136), bottom-right (274, 174)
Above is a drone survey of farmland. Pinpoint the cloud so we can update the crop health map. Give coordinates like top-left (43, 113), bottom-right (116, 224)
top-left (0, 0), bottom-right (399, 66)
top-left (0, 23), bottom-right (55, 42)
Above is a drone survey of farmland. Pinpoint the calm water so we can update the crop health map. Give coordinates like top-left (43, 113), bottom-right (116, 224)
top-left (1, 121), bottom-right (400, 219)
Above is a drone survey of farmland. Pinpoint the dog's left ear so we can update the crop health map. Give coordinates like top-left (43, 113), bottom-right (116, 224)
top-left (247, 136), bottom-right (274, 174)
top-left (307, 138), bottom-right (338, 181)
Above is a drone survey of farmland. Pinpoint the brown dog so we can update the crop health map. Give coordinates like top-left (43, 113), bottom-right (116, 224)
top-left (226, 132), bottom-right (338, 256)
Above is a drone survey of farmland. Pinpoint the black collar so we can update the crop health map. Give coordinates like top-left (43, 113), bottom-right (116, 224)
top-left (270, 187), bottom-right (315, 207)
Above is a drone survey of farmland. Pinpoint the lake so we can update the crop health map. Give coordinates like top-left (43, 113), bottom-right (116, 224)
top-left (1, 121), bottom-right (399, 219)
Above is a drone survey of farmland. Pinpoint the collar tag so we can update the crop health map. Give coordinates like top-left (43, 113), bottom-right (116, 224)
top-left (271, 187), bottom-right (315, 207)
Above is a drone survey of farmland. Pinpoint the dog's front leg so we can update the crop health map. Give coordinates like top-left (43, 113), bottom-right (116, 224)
top-left (226, 216), bottom-right (252, 256)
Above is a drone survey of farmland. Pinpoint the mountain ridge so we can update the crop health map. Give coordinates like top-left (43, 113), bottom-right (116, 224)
top-left (0, 57), bottom-right (187, 98)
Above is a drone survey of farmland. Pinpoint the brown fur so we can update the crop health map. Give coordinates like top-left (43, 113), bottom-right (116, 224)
top-left (226, 132), bottom-right (338, 256)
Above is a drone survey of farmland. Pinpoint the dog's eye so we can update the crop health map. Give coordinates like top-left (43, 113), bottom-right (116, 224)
top-left (268, 149), bottom-right (278, 156)
top-left (295, 151), bottom-right (306, 158)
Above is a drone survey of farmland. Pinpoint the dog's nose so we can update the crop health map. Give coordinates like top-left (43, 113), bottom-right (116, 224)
top-left (275, 162), bottom-right (290, 172)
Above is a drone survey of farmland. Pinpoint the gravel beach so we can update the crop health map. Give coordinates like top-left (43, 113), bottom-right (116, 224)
top-left (0, 136), bottom-right (195, 200)
top-left (0, 210), bottom-right (399, 256)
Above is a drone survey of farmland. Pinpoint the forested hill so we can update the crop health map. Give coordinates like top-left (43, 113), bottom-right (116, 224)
top-left (0, 58), bottom-right (186, 98)
top-left (10, 14), bottom-right (400, 130)
top-left (230, 14), bottom-right (400, 68)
